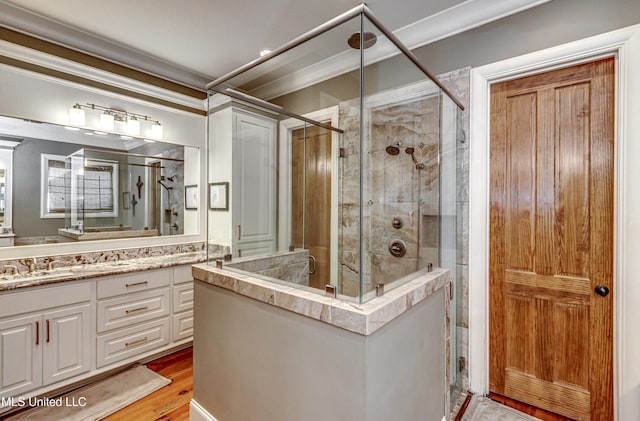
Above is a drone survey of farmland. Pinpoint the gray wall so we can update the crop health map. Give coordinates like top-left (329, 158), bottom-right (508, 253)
top-left (193, 281), bottom-right (446, 421)
top-left (273, 0), bottom-right (640, 114)
top-left (12, 137), bottom-right (119, 237)
top-left (412, 0), bottom-right (640, 75)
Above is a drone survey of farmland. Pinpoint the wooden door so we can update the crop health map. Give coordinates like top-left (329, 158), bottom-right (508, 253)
top-left (489, 58), bottom-right (614, 420)
top-left (291, 124), bottom-right (332, 289)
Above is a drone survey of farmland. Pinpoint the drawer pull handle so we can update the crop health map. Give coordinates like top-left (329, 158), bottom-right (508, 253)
top-left (125, 337), bottom-right (149, 348)
top-left (125, 281), bottom-right (148, 288)
top-left (125, 306), bottom-right (149, 314)
top-left (46, 319), bottom-right (50, 343)
top-left (35, 321), bottom-right (39, 346)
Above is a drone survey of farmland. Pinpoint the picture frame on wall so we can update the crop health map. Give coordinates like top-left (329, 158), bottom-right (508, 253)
top-left (185, 185), bottom-right (199, 210)
top-left (209, 182), bottom-right (229, 211)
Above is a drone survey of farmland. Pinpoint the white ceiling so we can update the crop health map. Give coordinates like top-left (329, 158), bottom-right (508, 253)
top-left (0, 0), bottom-right (551, 90)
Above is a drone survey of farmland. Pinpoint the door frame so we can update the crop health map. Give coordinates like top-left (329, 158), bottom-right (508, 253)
top-left (279, 106), bottom-right (340, 285)
top-left (469, 23), bottom-right (640, 420)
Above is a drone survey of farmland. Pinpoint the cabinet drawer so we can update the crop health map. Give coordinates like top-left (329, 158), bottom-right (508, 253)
top-left (173, 284), bottom-right (193, 313)
top-left (173, 265), bottom-right (193, 285)
top-left (97, 289), bottom-right (170, 333)
top-left (96, 318), bottom-right (170, 368)
top-left (97, 269), bottom-right (171, 299)
top-left (172, 310), bottom-right (193, 342)
top-left (0, 283), bottom-right (91, 318)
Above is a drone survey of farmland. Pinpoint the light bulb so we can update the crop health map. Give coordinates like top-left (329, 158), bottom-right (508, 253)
top-left (69, 104), bottom-right (85, 126)
top-left (100, 112), bottom-right (115, 131)
top-left (151, 121), bottom-right (163, 139)
top-left (127, 116), bottom-right (140, 135)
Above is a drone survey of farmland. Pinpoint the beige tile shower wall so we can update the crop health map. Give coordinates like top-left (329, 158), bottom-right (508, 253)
top-left (369, 95), bottom-right (441, 289)
top-left (337, 100), bottom-right (362, 297)
top-left (225, 250), bottom-right (310, 285)
top-left (336, 68), bottom-right (470, 389)
top-left (337, 69), bottom-right (469, 298)
top-left (441, 67), bottom-right (471, 391)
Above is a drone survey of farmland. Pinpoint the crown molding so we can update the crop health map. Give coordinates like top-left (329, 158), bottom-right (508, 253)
top-left (396, 0), bottom-right (552, 50)
top-left (0, 0), bottom-right (550, 103)
top-left (0, 0), bottom-right (211, 90)
top-left (0, 39), bottom-right (206, 114)
top-left (251, 0), bottom-right (551, 100)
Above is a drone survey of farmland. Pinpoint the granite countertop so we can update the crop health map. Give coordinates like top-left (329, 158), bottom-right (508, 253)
top-left (192, 263), bottom-right (451, 336)
top-left (0, 252), bottom-right (205, 292)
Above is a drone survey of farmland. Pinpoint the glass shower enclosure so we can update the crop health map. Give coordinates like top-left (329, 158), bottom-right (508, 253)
top-left (206, 2), bottom-right (464, 401)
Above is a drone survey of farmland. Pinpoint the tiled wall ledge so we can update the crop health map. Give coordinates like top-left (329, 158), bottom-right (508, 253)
top-left (0, 242), bottom-right (206, 291)
top-left (192, 263), bottom-right (450, 336)
top-left (225, 249), bottom-right (309, 285)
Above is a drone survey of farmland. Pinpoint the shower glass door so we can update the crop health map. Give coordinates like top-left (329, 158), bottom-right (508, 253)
top-left (291, 122), bottom-right (335, 290)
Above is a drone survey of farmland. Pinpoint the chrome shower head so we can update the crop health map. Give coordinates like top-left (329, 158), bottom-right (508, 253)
top-left (385, 144), bottom-right (400, 155)
top-left (347, 31), bottom-right (378, 49)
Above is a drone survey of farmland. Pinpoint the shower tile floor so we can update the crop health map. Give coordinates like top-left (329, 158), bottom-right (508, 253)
top-left (460, 396), bottom-right (541, 421)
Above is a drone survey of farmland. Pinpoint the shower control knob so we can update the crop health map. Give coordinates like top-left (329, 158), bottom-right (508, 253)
top-left (388, 239), bottom-right (407, 258)
top-left (392, 217), bottom-right (403, 229)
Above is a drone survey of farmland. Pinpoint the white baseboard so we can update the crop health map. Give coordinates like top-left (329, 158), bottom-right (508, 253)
top-left (190, 399), bottom-right (218, 421)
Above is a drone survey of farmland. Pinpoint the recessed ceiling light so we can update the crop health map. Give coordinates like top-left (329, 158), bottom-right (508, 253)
top-left (259, 49), bottom-right (271, 57)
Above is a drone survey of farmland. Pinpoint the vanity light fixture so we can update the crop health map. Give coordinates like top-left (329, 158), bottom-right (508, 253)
top-left (100, 111), bottom-right (115, 131)
top-left (69, 103), bottom-right (85, 126)
top-left (150, 121), bottom-right (163, 139)
top-left (126, 116), bottom-right (140, 136)
top-left (68, 103), bottom-right (163, 139)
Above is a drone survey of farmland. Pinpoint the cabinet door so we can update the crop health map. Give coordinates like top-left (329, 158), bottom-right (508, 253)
top-left (0, 314), bottom-right (42, 396)
top-left (232, 110), bottom-right (277, 253)
top-left (42, 304), bottom-right (91, 385)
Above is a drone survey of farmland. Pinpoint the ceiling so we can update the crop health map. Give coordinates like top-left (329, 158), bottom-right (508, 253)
top-left (1, 0), bottom-right (551, 90)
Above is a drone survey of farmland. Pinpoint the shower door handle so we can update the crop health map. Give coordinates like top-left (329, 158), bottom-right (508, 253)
top-left (309, 255), bottom-right (317, 275)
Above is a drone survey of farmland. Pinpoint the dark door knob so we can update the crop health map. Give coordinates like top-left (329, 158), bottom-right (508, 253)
top-left (594, 285), bottom-right (610, 297)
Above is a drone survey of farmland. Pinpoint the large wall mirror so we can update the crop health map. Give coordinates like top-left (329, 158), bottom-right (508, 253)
top-left (0, 114), bottom-right (200, 248)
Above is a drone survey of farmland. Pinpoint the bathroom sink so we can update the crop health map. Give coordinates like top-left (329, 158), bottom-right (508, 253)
top-left (31, 270), bottom-right (75, 280)
top-left (0, 270), bottom-right (75, 284)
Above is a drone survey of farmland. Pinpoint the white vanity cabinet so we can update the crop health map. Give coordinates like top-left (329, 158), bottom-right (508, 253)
top-left (232, 110), bottom-right (277, 257)
top-left (0, 263), bottom-right (195, 413)
top-left (0, 283), bottom-right (92, 397)
top-left (171, 265), bottom-right (194, 341)
top-left (96, 268), bottom-right (172, 368)
top-left (209, 107), bottom-right (277, 258)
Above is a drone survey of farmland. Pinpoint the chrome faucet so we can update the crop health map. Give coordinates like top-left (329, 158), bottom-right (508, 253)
top-left (3, 265), bottom-right (18, 274)
top-left (26, 258), bottom-right (37, 273)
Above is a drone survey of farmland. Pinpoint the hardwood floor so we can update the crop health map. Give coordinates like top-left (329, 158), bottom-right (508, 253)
top-left (488, 393), bottom-right (575, 421)
top-left (103, 347), bottom-right (192, 421)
